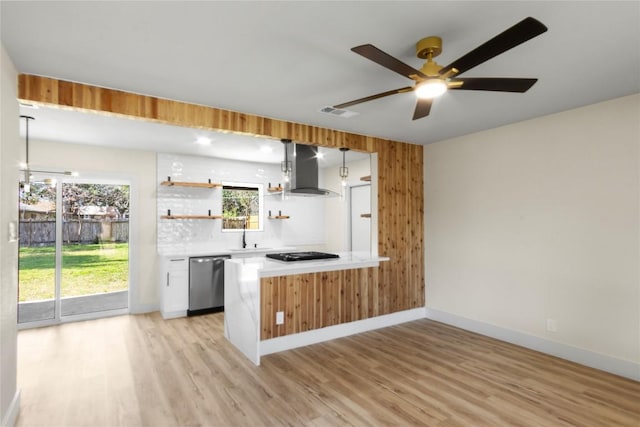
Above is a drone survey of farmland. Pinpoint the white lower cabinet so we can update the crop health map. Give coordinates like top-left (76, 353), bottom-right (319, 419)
top-left (160, 257), bottom-right (189, 319)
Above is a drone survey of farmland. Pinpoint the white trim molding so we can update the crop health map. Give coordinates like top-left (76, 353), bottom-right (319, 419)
top-left (129, 303), bottom-right (158, 314)
top-left (1, 390), bottom-right (20, 427)
top-left (425, 308), bottom-right (640, 381)
top-left (260, 307), bottom-right (426, 359)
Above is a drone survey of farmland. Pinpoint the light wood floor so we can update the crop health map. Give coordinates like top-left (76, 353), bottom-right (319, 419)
top-left (17, 312), bottom-right (639, 426)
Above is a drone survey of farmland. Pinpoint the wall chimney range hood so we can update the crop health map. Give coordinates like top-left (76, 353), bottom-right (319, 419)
top-left (284, 141), bottom-right (339, 197)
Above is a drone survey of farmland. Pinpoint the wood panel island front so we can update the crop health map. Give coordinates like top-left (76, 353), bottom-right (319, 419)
top-left (224, 253), bottom-right (425, 365)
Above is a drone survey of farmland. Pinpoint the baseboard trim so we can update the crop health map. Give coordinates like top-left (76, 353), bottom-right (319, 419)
top-left (425, 308), bottom-right (640, 381)
top-left (1, 389), bottom-right (20, 427)
top-left (129, 303), bottom-right (157, 314)
top-left (161, 309), bottom-right (187, 319)
top-left (260, 307), bottom-right (426, 358)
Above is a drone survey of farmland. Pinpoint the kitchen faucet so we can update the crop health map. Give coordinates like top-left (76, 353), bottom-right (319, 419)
top-left (242, 218), bottom-right (247, 248)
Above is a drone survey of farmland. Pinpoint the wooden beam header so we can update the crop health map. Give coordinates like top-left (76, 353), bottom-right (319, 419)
top-left (17, 74), bottom-right (408, 152)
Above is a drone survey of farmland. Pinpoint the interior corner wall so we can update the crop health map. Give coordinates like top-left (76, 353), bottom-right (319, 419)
top-left (0, 44), bottom-right (20, 427)
top-left (27, 140), bottom-right (158, 312)
top-left (424, 94), bottom-right (640, 371)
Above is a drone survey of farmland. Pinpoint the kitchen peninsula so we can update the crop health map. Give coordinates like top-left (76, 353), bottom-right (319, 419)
top-left (224, 252), bottom-right (424, 365)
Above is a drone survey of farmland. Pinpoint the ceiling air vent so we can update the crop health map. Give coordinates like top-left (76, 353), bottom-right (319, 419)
top-left (318, 106), bottom-right (359, 118)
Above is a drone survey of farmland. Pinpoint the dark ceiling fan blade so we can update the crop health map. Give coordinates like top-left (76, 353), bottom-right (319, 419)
top-left (334, 86), bottom-right (413, 109)
top-left (412, 98), bottom-right (433, 120)
top-left (352, 44), bottom-right (427, 80)
top-left (450, 77), bottom-right (538, 92)
top-left (439, 17), bottom-right (547, 76)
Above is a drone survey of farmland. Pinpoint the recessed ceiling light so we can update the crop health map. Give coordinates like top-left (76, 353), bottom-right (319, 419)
top-left (194, 136), bottom-right (212, 146)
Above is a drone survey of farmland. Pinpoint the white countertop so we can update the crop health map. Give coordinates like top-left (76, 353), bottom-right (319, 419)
top-left (226, 252), bottom-right (390, 277)
top-left (158, 246), bottom-right (296, 258)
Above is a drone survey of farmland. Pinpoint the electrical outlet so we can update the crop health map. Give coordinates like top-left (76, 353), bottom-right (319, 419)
top-left (546, 318), bottom-right (557, 332)
top-left (276, 311), bottom-right (284, 325)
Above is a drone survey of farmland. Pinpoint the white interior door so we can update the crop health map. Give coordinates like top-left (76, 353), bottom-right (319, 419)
top-left (350, 184), bottom-right (371, 252)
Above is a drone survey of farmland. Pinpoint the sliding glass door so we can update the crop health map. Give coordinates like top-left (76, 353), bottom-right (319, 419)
top-left (18, 182), bottom-right (57, 323)
top-left (18, 179), bottom-right (130, 325)
top-left (59, 183), bottom-right (130, 317)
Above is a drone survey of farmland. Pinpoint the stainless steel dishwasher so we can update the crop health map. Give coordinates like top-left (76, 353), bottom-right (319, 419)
top-left (188, 255), bottom-right (230, 315)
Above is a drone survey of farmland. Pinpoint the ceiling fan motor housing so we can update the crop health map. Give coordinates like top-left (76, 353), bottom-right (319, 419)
top-left (416, 36), bottom-right (445, 77)
top-left (416, 36), bottom-right (442, 59)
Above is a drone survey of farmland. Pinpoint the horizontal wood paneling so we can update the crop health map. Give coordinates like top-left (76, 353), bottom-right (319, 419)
top-left (18, 74), bottom-right (425, 323)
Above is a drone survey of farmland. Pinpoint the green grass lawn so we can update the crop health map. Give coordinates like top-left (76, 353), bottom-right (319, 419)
top-left (18, 243), bottom-right (129, 302)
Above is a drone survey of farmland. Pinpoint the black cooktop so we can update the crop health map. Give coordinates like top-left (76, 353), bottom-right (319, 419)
top-left (266, 251), bottom-right (340, 262)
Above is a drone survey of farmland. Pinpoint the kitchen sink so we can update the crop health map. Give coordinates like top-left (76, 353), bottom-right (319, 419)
top-left (229, 247), bottom-right (273, 252)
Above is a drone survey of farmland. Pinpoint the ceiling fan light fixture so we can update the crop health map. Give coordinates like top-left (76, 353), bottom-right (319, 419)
top-left (415, 79), bottom-right (447, 99)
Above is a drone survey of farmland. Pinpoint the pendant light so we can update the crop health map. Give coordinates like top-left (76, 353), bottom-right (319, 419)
top-left (281, 138), bottom-right (292, 184)
top-left (20, 115), bottom-right (76, 193)
top-left (339, 147), bottom-right (349, 186)
top-left (20, 115), bottom-right (34, 192)
top-left (339, 147), bottom-right (349, 199)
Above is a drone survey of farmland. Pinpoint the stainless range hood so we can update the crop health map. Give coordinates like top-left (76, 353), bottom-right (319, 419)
top-left (284, 142), bottom-right (339, 197)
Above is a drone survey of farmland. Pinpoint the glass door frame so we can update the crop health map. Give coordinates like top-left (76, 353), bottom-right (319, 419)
top-left (18, 174), bottom-right (133, 329)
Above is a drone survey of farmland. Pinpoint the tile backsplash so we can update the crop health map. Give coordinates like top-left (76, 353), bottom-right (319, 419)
top-left (157, 153), bottom-right (326, 254)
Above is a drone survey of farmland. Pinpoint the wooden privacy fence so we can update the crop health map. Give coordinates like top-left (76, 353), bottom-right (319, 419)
top-left (223, 216), bottom-right (259, 230)
top-left (19, 220), bottom-right (129, 246)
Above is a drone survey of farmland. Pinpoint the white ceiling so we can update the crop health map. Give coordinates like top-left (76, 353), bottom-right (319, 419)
top-left (2, 1), bottom-right (639, 158)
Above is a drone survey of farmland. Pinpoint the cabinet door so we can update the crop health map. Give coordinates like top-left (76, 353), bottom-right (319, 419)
top-left (162, 258), bottom-right (189, 318)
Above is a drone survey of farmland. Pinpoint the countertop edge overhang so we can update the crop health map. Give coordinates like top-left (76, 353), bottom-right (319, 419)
top-left (226, 252), bottom-right (390, 277)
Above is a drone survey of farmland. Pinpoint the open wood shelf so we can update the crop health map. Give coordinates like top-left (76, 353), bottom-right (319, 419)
top-left (360, 213), bottom-right (371, 218)
top-left (161, 215), bottom-right (223, 220)
top-left (360, 175), bottom-right (371, 182)
top-left (268, 215), bottom-right (290, 219)
top-left (160, 180), bottom-right (222, 188)
top-left (267, 186), bottom-right (284, 192)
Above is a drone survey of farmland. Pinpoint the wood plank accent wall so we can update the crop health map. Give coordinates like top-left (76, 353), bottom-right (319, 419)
top-left (18, 74), bottom-right (425, 329)
top-left (260, 268), bottom-right (379, 340)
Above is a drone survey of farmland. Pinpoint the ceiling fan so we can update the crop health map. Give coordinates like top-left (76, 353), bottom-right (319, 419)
top-left (333, 17), bottom-right (548, 120)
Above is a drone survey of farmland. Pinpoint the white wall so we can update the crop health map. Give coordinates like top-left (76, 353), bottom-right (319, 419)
top-left (27, 139), bottom-right (158, 312)
top-left (157, 153), bottom-right (327, 253)
top-left (424, 94), bottom-right (639, 378)
top-left (0, 44), bottom-right (21, 427)
top-left (323, 158), bottom-right (371, 252)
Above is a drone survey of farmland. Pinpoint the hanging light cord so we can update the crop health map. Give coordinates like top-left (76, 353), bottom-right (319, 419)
top-left (20, 115), bottom-right (34, 168)
top-left (19, 115), bottom-right (75, 180)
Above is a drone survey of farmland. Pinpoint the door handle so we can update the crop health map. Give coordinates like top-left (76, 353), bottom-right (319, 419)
top-left (166, 272), bottom-right (170, 287)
